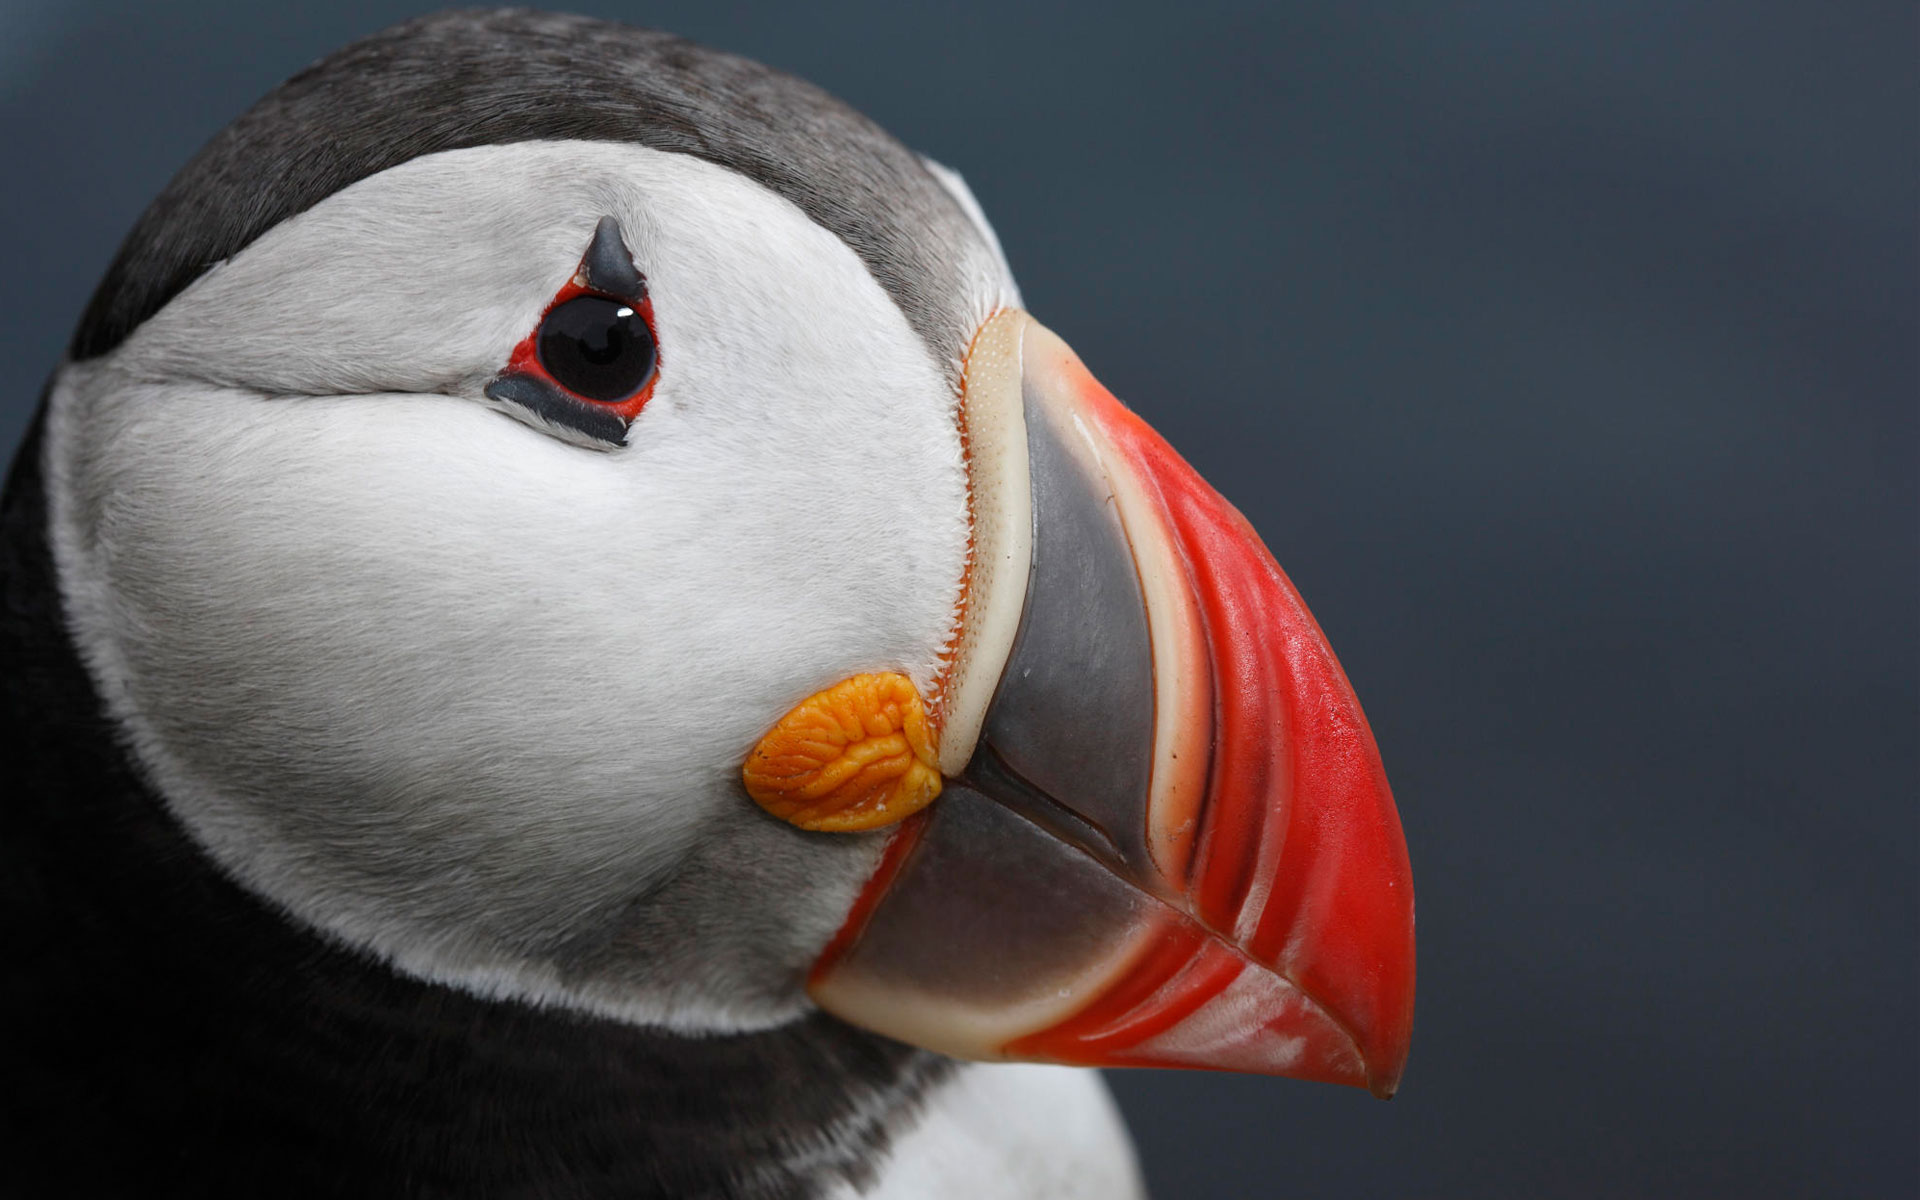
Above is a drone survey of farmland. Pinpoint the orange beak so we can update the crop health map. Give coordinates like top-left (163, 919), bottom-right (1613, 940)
top-left (808, 312), bottom-right (1415, 1097)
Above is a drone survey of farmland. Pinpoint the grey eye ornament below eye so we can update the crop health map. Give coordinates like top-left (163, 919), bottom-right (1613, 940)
top-left (485, 216), bottom-right (660, 449)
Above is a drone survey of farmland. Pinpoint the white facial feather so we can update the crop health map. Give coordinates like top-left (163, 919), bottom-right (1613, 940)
top-left (845, 1065), bottom-right (1143, 1200)
top-left (48, 141), bottom-right (1012, 1030)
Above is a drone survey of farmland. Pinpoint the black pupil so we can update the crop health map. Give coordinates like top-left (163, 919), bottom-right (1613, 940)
top-left (536, 295), bottom-right (657, 403)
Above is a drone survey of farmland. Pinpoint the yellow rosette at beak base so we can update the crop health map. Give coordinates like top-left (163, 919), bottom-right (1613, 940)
top-left (743, 673), bottom-right (943, 832)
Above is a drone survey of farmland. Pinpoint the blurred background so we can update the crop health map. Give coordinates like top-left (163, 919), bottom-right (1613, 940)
top-left (2, 2), bottom-right (1912, 1195)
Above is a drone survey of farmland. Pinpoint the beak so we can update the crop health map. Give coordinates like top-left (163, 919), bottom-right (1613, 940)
top-left (808, 311), bottom-right (1415, 1097)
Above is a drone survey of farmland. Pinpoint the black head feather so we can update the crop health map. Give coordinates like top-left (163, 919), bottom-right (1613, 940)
top-left (70, 8), bottom-right (985, 369)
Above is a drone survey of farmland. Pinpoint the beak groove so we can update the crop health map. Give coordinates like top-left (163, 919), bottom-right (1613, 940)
top-left (809, 312), bottom-right (1414, 1098)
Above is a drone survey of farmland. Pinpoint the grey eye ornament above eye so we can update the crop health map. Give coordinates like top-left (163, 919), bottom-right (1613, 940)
top-left (485, 216), bottom-right (659, 448)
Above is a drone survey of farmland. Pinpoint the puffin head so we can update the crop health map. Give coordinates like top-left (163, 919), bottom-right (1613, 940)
top-left (45, 11), bottom-right (1413, 1096)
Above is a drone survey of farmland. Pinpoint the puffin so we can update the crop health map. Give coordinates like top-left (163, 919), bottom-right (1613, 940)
top-left (0, 10), bottom-right (1415, 1198)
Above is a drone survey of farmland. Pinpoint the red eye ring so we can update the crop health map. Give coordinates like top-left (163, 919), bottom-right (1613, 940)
top-left (504, 279), bottom-right (660, 422)
top-left (484, 217), bottom-right (661, 448)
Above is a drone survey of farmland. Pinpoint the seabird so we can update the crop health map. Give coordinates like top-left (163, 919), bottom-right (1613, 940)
top-left (0, 11), bottom-right (1415, 1197)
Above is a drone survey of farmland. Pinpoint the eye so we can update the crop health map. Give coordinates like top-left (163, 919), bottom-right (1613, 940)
top-left (484, 216), bottom-right (661, 450)
top-left (538, 295), bottom-right (658, 403)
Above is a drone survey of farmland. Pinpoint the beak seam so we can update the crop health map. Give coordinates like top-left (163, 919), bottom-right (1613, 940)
top-left (930, 309), bottom-right (1032, 776)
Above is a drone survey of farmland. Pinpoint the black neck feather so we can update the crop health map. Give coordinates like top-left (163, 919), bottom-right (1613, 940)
top-left (0, 410), bottom-right (947, 1199)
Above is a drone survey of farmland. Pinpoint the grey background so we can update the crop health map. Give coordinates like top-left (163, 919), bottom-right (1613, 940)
top-left (3, 2), bottom-right (1912, 1196)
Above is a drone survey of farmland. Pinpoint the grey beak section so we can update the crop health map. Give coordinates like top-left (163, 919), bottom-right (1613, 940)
top-left (953, 379), bottom-right (1161, 890)
top-left (802, 348), bottom-right (1174, 1054)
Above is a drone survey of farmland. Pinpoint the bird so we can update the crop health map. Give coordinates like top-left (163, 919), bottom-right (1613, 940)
top-left (0, 10), bottom-right (1414, 1198)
